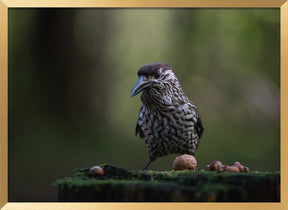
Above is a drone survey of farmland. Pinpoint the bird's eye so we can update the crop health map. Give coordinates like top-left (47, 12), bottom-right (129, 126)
top-left (154, 72), bottom-right (161, 79)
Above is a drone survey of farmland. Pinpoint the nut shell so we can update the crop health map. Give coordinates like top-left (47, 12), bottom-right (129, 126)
top-left (243, 166), bottom-right (250, 173)
top-left (233, 161), bottom-right (244, 172)
top-left (90, 166), bottom-right (104, 176)
top-left (209, 160), bottom-right (223, 171)
top-left (214, 161), bottom-right (224, 171)
top-left (173, 154), bottom-right (197, 171)
top-left (224, 166), bottom-right (240, 172)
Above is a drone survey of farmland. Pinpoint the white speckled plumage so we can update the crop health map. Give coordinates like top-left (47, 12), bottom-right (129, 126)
top-left (131, 63), bottom-right (203, 169)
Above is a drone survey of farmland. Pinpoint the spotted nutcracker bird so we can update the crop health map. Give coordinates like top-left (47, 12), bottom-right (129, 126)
top-left (130, 62), bottom-right (204, 170)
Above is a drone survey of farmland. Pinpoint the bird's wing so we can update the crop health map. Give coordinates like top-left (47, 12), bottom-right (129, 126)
top-left (135, 105), bottom-right (145, 138)
top-left (136, 123), bottom-right (144, 138)
top-left (184, 103), bottom-right (204, 139)
top-left (194, 113), bottom-right (204, 138)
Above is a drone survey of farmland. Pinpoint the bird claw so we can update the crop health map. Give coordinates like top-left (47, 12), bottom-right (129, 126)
top-left (142, 160), bottom-right (152, 170)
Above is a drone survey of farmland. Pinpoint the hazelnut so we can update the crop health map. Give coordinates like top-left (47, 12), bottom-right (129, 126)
top-left (233, 161), bottom-right (244, 172)
top-left (89, 166), bottom-right (104, 176)
top-left (208, 160), bottom-right (223, 171)
top-left (172, 154), bottom-right (197, 171)
top-left (224, 166), bottom-right (240, 172)
top-left (233, 161), bottom-right (241, 166)
top-left (214, 161), bottom-right (224, 171)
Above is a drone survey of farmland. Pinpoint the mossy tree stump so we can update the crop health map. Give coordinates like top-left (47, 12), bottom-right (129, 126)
top-left (54, 164), bottom-right (280, 202)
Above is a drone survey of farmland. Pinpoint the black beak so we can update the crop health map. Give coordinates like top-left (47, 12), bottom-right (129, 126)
top-left (130, 76), bottom-right (152, 97)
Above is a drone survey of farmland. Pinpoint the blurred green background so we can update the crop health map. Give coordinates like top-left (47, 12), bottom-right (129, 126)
top-left (8, 8), bottom-right (280, 201)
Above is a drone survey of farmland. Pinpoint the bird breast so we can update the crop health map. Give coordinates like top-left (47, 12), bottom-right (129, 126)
top-left (137, 103), bottom-right (197, 141)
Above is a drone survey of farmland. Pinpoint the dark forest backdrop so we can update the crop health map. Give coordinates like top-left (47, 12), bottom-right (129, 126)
top-left (8, 8), bottom-right (280, 201)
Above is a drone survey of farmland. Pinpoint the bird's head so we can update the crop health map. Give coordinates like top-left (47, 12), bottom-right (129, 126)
top-left (130, 62), bottom-right (176, 97)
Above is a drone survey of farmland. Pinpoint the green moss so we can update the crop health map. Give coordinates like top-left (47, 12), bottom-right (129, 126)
top-left (54, 164), bottom-right (280, 202)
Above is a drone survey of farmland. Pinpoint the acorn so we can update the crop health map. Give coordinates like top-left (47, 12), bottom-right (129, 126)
top-left (89, 166), bottom-right (104, 176)
top-left (173, 154), bottom-right (197, 171)
top-left (224, 166), bottom-right (240, 172)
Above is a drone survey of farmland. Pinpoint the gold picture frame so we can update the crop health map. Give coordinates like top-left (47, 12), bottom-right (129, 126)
top-left (0, 0), bottom-right (287, 209)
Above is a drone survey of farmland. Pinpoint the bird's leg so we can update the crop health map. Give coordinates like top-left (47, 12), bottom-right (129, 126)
top-left (142, 160), bottom-right (153, 170)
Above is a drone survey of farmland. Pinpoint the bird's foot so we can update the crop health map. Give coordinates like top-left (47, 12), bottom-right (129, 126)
top-left (142, 160), bottom-right (152, 170)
